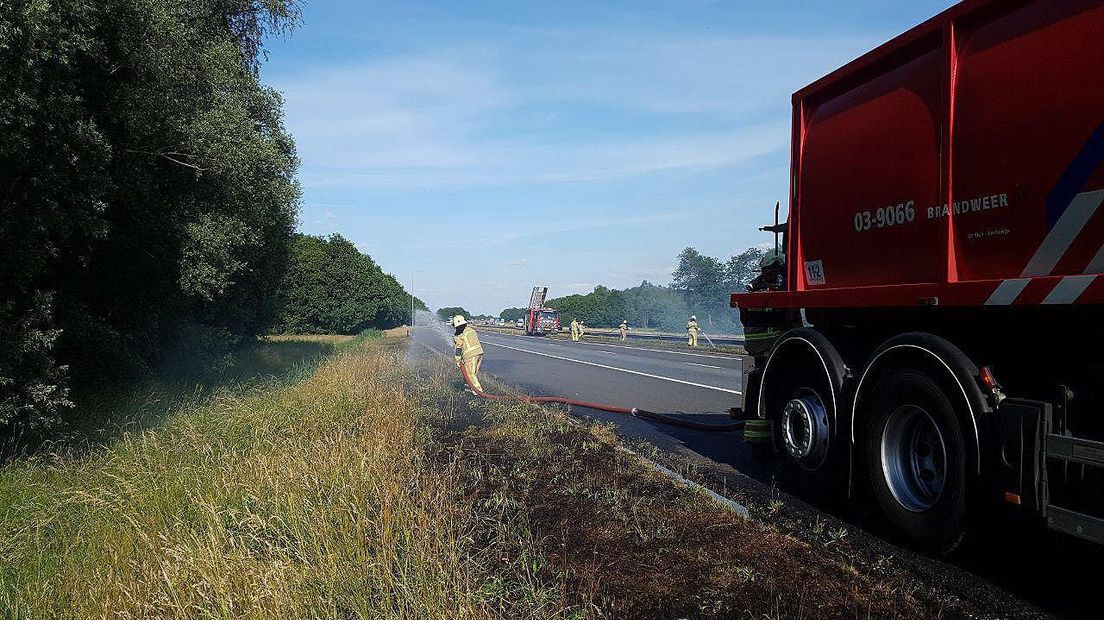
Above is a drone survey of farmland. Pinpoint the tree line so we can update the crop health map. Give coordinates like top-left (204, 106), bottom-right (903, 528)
top-left (0, 1), bottom-right (417, 437)
top-left (501, 246), bottom-right (765, 333)
top-left (272, 234), bottom-right (426, 335)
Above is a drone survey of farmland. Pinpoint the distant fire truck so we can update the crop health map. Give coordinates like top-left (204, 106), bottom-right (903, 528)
top-left (523, 287), bottom-right (561, 337)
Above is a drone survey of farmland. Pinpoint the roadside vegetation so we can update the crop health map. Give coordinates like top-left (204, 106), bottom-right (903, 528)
top-left (503, 246), bottom-right (765, 334)
top-left (4, 332), bottom-right (965, 618)
top-left (271, 233), bottom-right (427, 335)
top-left (1, 332), bottom-right (560, 618)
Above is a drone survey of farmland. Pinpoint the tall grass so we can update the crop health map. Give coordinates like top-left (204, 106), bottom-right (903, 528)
top-left (1, 335), bottom-right (563, 619)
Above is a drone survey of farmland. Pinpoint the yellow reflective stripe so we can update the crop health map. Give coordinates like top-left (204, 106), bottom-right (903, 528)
top-left (744, 331), bottom-right (780, 340)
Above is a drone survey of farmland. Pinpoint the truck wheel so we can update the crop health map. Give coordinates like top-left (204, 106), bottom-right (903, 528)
top-left (780, 387), bottom-right (832, 472)
top-left (864, 369), bottom-right (968, 553)
top-left (772, 373), bottom-right (843, 498)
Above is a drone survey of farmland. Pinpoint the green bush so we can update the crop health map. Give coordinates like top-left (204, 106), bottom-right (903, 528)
top-left (272, 234), bottom-right (425, 335)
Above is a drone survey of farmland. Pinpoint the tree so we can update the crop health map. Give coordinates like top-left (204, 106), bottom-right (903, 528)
top-left (500, 307), bottom-right (527, 322)
top-left (272, 234), bottom-right (417, 334)
top-left (671, 247), bottom-right (741, 331)
top-left (1, 0), bottom-right (302, 433)
top-left (724, 247), bottom-right (766, 292)
top-left (437, 307), bottom-right (469, 322)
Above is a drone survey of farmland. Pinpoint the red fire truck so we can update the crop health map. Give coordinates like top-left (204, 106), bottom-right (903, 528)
top-left (523, 286), bottom-right (561, 337)
top-left (731, 0), bottom-right (1104, 551)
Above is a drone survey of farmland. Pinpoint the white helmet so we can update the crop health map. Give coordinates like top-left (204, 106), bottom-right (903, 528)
top-left (760, 249), bottom-right (786, 268)
top-left (452, 315), bottom-right (467, 327)
top-left (691, 315), bottom-right (696, 320)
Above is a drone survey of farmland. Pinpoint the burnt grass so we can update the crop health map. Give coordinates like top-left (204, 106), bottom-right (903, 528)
top-left (407, 354), bottom-right (968, 619)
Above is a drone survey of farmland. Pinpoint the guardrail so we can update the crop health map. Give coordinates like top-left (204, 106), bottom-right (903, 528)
top-left (480, 324), bottom-right (745, 346)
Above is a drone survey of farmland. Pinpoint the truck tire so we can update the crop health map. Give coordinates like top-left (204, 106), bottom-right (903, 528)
top-left (864, 369), bottom-right (968, 553)
top-left (758, 330), bottom-right (847, 497)
top-left (764, 355), bottom-right (844, 498)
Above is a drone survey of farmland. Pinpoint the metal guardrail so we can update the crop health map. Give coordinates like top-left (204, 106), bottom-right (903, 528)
top-left (480, 324), bottom-right (745, 346)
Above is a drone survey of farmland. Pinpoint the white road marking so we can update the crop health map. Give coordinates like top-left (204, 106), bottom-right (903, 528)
top-left (486, 332), bottom-right (741, 361)
top-left (483, 341), bottom-right (742, 395)
top-left (686, 362), bottom-right (723, 369)
top-left (599, 350), bottom-right (618, 355)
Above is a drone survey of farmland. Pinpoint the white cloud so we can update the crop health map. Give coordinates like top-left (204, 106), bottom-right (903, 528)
top-left (270, 30), bottom-right (865, 190)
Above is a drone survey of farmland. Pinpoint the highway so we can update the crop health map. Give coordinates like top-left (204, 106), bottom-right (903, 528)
top-left (411, 325), bottom-right (775, 482)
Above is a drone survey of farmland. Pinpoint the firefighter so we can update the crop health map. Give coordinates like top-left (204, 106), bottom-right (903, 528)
top-left (687, 315), bottom-right (700, 347)
top-left (570, 318), bottom-right (580, 342)
top-left (619, 320), bottom-right (628, 341)
top-left (452, 315), bottom-right (484, 393)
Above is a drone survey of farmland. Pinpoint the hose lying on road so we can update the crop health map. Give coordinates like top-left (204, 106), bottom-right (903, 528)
top-left (458, 358), bottom-right (745, 432)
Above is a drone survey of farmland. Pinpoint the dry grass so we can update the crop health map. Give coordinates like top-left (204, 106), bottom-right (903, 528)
top-left (404, 350), bottom-right (949, 620)
top-left (0, 334), bottom-right (568, 619)
top-left (2, 332), bottom-right (960, 619)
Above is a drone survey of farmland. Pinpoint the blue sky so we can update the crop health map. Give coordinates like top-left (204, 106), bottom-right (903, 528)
top-left (262, 0), bottom-right (955, 315)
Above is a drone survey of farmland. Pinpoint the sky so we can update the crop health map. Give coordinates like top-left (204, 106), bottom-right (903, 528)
top-left (262, 0), bottom-right (956, 316)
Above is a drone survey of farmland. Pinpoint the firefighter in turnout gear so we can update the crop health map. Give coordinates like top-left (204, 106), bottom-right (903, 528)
top-left (570, 318), bottom-right (581, 342)
top-left (619, 320), bottom-right (628, 341)
top-left (452, 315), bottom-right (484, 393)
top-left (687, 315), bottom-right (700, 347)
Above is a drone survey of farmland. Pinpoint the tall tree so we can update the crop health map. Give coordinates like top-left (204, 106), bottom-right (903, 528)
top-left (1, 0), bottom-right (302, 432)
top-left (272, 234), bottom-right (420, 334)
top-left (671, 247), bottom-right (728, 327)
top-left (724, 247), bottom-right (766, 291)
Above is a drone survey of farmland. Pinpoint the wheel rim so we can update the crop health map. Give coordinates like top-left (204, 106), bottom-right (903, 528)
top-left (880, 405), bottom-right (947, 512)
top-left (781, 389), bottom-right (830, 470)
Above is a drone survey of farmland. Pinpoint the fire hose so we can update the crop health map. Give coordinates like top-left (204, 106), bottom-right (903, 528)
top-left (458, 356), bottom-right (745, 433)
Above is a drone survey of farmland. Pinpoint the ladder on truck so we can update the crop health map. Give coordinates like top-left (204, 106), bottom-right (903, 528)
top-left (526, 287), bottom-right (548, 336)
top-left (528, 287), bottom-right (547, 310)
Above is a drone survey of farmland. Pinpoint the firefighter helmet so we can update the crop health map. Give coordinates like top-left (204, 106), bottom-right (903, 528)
top-left (452, 315), bottom-right (467, 327)
top-left (760, 249), bottom-right (786, 269)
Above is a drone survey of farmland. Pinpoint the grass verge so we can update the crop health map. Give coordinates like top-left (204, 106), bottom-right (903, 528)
top-left (3, 333), bottom-right (952, 618)
top-left (406, 346), bottom-right (948, 619)
top-left (1, 333), bottom-right (563, 619)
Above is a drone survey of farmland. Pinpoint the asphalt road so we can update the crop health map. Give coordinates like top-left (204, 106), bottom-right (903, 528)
top-left (410, 324), bottom-right (1101, 619)
top-left (412, 326), bottom-right (774, 482)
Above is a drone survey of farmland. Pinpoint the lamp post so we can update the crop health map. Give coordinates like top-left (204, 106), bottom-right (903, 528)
top-left (410, 269), bottom-right (423, 327)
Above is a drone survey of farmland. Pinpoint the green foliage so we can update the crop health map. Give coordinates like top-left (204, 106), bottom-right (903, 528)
top-left (272, 234), bottom-right (421, 334)
top-left (549, 246), bottom-right (766, 333)
top-left (0, 0), bottom-right (302, 434)
top-left (499, 307), bottom-right (527, 322)
top-left (670, 246), bottom-right (765, 332)
top-left (437, 307), bottom-right (469, 322)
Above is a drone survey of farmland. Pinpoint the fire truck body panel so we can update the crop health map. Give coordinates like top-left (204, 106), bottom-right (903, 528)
top-left (742, 0), bottom-right (1104, 310)
top-left (730, 0), bottom-right (1104, 550)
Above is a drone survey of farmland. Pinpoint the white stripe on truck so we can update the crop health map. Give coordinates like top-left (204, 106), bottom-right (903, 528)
top-left (984, 278), bottom-right (1030, 305)
top-left (1042, 275), bottom-right (1096, 305)
top-left (1021, 190), bottom-right (1104, 277)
